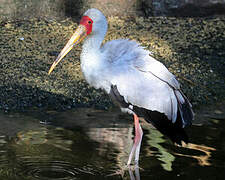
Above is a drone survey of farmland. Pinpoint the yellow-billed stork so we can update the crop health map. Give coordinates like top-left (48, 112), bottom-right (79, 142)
top-left (48, 8), bottom-right (194, 165)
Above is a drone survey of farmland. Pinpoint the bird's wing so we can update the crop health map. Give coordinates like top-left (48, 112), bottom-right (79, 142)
top-left (102, 39), bottom-right (180, 89)
top-left (110, 66), bottom-right (179, 123)
top-left (133, 56), bottom-right (181, 89)
top-left (132, 47), bottom-right (194, 126)
top-left (103, 39), bottom-right (184, 122)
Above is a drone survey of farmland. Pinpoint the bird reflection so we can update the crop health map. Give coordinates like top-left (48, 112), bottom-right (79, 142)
top-left (86, 121), bottom-right (216, 179)
top-left (144, 125), bottom-right (175, 171)
top-left (174, 143), bottom-right (216, 166)
top-left (144, 124), bottom-right (216, 170)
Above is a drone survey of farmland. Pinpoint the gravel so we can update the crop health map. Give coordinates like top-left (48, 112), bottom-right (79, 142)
top-left (0, 16), bottom-right (224, 112)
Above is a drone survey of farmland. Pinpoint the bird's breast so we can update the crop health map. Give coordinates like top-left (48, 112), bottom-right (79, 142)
top-left (80, 53), bottom-right (111, 93)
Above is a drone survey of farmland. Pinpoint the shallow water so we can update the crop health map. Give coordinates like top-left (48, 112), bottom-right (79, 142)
top-left (0, 107), bottom-right (224, 180)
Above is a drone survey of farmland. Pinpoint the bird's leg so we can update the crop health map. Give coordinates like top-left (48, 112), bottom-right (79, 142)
top-left (127, 114), bottom-right (143, 165)
top-left (134, 122), bottom-right (143, 164)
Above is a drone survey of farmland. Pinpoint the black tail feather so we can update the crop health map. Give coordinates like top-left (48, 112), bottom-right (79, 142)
top-left (179, 101), bottom-right (193, 127)
top-left (177, 90), bottom-right (194, 127)
top-left (133, 106), bottom-right (189, 145)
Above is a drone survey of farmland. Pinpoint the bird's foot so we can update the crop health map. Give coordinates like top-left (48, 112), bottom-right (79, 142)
top-left (126, 163), bottom-right (143, 171)
top-left (106, 163), bottom-right (143, 180)
top-left (106, 164), bottom-right (134, 177)
top-left (127, 164), bottom-right (142, 180)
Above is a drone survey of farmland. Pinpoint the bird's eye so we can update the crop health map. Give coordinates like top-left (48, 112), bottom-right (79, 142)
top-left (88, 20), bottom-right (92, 24)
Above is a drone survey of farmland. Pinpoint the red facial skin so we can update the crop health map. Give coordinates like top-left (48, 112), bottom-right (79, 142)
top-left (79, 16), bottom-right (93, 35)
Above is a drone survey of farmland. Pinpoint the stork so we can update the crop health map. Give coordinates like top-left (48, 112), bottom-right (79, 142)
top-left (48, 8), bottom-right (194, 165)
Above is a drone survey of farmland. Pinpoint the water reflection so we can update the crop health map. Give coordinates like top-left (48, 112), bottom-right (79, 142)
top-left (175, 143), bottom-right (216, 166)
top-left (16, 127), bottom-right (73, 151)
top-left (0, 108), bottom-right (224, 179)
top-left (144, 126), bottom-right (175, 171)
top-left (143, 125), bottom-right (216, 172)
top-left (11, 126), bottom-right (121, 179)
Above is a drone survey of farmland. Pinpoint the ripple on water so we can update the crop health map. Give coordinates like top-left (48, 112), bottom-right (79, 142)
top-left (0, 135), bottom-right (9, 166)
top-left (21, 159), bottom-right (94, 180)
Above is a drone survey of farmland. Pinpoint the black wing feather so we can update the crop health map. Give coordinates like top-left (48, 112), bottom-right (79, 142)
top-left (109, 85), bottom-right (190, 145)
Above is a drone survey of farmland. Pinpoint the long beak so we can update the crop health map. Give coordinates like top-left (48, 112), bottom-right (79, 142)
top-left (48, 25), bottom-right (87, 75)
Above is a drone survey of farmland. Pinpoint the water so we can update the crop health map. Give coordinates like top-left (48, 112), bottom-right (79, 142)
top-left (0, 107), bottom-right (224, 180)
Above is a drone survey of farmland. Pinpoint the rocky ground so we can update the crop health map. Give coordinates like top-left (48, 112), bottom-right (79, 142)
top-left (0, 15), bottom-right (224, 112)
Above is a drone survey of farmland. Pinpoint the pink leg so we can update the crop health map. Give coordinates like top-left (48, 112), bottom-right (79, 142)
top-left (127, 114), bottom-right (143, 165)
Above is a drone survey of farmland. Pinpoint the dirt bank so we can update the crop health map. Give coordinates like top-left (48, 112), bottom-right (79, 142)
top-left (0, 16), bottom-right (224, 112)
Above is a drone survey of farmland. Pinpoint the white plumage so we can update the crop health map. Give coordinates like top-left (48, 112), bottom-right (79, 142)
top-left (80, 10), bottom-right (184, 123)
top-left (49, 8), bottom-right (194, 166)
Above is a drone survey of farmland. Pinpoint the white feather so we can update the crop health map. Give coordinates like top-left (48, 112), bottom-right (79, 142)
top-left (80, 8), bottom-right (189, 123)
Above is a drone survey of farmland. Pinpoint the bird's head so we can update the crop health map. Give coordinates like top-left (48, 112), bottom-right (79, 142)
top-left (48, 8), bottom-right (107, 74)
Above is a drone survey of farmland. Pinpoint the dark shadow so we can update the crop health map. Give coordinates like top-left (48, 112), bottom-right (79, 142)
top-left (169, 3), bottom-right (225, 17)
top-left (138, 1), bottom-right (225, 17)
top-left (64, 0), bottom-right (84, 20)
top-left (0, 83), bottom-right (110, 112)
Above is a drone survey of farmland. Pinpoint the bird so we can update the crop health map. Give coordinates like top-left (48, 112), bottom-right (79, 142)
top-left (48, 8), bottom-right (194, 165)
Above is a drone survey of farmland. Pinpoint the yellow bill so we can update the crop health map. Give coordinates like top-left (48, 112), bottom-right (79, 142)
top-left (48, 25), bottom-right (87, 75)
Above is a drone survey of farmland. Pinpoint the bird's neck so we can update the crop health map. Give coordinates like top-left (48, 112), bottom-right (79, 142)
top-left (82, 33), bottom-right (104, 52)
top-left (80, 32), bottom-right (107, 87)
top-left (80, 31), bottom-right (106, 66)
